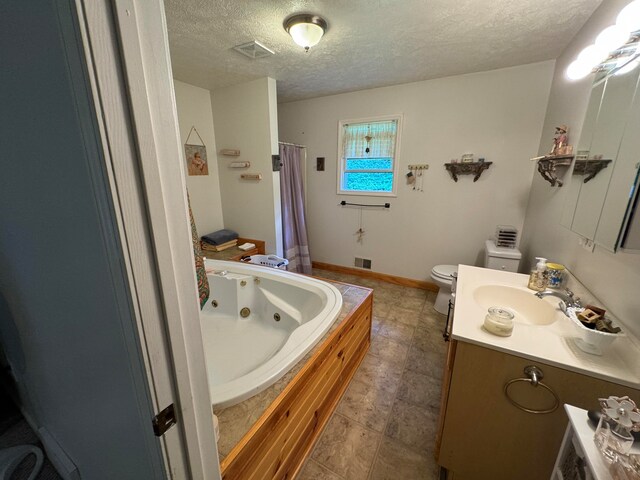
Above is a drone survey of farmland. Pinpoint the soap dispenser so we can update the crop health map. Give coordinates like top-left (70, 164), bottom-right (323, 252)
top-left (528, 257), bottom-right (548, 291)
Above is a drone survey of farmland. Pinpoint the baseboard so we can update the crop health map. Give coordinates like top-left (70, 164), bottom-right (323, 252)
top-left (312, 261), bottom-right (438, 292)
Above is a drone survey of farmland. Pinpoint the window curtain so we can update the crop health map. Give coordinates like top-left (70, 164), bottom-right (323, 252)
top-left (279, 144), bottom-right (312, 274)
top-left (342, 120), bottom-right (397, 158)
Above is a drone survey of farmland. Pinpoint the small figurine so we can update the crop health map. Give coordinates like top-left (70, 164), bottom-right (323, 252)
top-left (550, 125), bottom-right (569, 156)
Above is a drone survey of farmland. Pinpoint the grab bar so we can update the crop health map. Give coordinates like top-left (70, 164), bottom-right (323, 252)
top-left (339, 201), bottom-right (390, 208)
top-left (504, 365), bottom-right (560, 414)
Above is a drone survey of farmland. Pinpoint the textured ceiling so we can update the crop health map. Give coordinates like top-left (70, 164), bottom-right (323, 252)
top-left (165, 0), bottom-right (602, 103)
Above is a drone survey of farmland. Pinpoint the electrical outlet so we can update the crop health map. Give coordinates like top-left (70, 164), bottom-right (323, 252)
top-left (579, 236), bottom-right (596, 252)
top-left (584, 239), bottom-right (595, 252)
top-left (272, 154), bottom-right (282, 172)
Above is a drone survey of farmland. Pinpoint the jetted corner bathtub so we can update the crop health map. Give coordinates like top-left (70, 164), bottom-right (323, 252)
top-left (200, 259), bottom-right (343, 409)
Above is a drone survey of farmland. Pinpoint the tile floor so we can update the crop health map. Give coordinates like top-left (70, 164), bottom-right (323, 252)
top-left (297, 269), bottom-right (448, 480)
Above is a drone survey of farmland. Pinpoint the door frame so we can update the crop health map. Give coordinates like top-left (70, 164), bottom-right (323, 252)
top-left (73, 0), bottom-right (220, 478)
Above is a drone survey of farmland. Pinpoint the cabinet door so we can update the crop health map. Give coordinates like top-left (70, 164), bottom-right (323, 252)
top-left (438, 342), bottom-right (639, 480)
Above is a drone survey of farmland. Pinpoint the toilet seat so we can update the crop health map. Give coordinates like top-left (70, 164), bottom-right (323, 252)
top-left (0, 445), bottom-right (43, 480)
top-left (431, 264), bottom-right (457, 283)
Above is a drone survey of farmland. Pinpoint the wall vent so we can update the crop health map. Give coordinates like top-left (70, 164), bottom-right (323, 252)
top-left (354, 257), bottom-right (372, 269)
top-left (495, 225), bottom-right (518, 248)
top-left (232, 40), bottom-right (275, 59)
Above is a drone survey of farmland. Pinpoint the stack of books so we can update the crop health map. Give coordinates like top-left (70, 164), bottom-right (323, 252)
top-left (201, 239), bottom-right (238, 253)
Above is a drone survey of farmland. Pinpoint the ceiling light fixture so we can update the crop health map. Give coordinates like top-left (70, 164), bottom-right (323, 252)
top-left (283, 14), bottom-right (327, 52)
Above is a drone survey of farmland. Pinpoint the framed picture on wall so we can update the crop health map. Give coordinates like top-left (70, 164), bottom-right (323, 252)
top-left (185, 144), bottom-right (208, 176)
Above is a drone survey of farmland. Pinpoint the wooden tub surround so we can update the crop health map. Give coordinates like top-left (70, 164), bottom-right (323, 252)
top-left (215, 281), bottom-right (373, 480)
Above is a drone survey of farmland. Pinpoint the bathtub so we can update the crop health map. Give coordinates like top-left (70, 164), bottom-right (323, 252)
top-left (200, 259), bottom-right (343, 408)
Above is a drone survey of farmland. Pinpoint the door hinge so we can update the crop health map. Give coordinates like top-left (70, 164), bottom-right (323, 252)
top-left (152, 404), bottom-right (177, 436)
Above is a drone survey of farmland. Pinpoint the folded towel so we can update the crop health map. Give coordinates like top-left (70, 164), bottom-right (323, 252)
top-left (238, 242), bottom-right (256, 251)
top-left (202, 229), bottom-right (239, 246)
top-left (201, 239), bottom-right (238, 252)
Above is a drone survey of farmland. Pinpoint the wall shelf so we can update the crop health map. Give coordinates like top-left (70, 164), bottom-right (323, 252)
top-left (572, 159), bottom-right (612, 183)
top-left (220, 148), bottom-right (240, 156)
top-left (444, 161), bottom-right (492, 182)
top-left (536, 154), bottom-right (574, 187)
top-left (240, 173), bottom-right (262, 181)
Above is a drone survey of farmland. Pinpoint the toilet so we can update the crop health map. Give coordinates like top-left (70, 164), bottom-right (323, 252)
top-left (430, 240), bottom-right (522, 315)
top-left (483, 239), bottom-right (522, 272)
top-left (430, 264), bottom-right (458, 314)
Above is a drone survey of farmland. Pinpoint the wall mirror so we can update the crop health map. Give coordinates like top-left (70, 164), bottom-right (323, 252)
top-left (561, 57), bottom-right (640, 252)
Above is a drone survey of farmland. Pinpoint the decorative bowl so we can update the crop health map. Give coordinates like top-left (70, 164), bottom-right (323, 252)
top-left (566, 307), bottom-right (624, 355)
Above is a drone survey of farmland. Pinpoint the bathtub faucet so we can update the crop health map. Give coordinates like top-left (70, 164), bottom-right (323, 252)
top-left (210, 269), bottom-right (228, 276)
top-left (535, 288), bottom-right (581, 315)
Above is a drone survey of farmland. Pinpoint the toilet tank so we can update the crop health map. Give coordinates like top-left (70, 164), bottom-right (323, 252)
top-left (484, 240), bottom-right (521, 272)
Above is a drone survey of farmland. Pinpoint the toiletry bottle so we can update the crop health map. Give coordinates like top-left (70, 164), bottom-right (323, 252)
top-left (535, 257), bottom-right (549, 290)
top-left (528, 257), bottom-right (548, 291)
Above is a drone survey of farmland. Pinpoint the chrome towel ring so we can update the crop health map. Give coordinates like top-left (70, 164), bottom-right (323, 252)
top-left (504, 365), bottom-right (560, 414)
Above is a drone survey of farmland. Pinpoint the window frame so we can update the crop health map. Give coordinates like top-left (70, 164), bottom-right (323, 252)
top-left (336, 114), bottom-right (403, 197)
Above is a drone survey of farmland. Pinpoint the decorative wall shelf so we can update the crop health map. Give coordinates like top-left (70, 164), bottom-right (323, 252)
top-left (536, 154), bottom-right (574, 187)
top-left (572, 159), bottom-right (612, 183)
top-left (230, 161), bottom-right (250, 168)
top-left (220, 149), bottom-right (240, 156)
top-left (444, 162), bottom-right (492, 182)
top-left (240, 173), bottom-right (262, 181)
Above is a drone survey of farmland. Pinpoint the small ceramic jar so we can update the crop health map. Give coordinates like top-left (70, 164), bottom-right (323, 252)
top-left (547, 263), bottom-right (566, 288)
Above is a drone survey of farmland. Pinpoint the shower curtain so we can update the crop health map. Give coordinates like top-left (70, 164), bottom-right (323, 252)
top-left (279, 144), bottom-right (312, 274)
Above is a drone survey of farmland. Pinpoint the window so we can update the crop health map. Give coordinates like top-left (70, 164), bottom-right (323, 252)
top-left (337, 115), bottom-right (402, 196)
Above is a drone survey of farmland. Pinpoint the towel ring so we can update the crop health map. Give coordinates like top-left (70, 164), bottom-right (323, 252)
top-left (504, 365), bottom-right (560, 415)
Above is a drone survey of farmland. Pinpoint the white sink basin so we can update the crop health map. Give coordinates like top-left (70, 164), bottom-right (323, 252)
top-left (473, 285), bottom-right (559, 326)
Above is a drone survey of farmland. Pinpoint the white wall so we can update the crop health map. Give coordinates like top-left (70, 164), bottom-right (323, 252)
top-left (174, 80), bottom-right (224, 235)
top-left (212, 78), bottom-right (283, 255)
top-left (278, 62), bottom-right (555, 281)
top-left (520, 0), bottom-right (640, 338)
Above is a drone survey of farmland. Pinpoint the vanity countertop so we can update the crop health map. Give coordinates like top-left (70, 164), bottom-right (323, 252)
top-left (452, 265), bottom-right (640, 389)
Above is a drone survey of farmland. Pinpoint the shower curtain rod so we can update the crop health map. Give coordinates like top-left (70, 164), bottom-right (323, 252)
top-left (278, 141), bottom-right (307, 148)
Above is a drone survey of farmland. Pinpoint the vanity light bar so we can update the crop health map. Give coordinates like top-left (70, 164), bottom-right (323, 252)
top-left (567, 0), bottom-right (640, 80)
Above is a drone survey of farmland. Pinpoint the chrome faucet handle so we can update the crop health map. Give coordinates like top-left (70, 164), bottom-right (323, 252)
top-left (559, 301), bottom-right (568, 314)
top-left (564, 289), bottom-right (582, 307)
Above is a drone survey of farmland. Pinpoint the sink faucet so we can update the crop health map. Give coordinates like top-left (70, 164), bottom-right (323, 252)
top-left (535, 288), bottom-right (581, 315)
